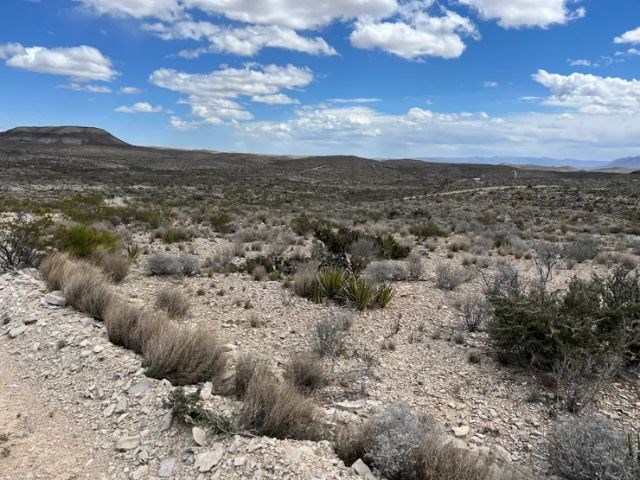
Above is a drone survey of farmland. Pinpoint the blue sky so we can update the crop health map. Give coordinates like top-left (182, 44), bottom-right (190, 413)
top-left (1, 0), bottom-right (639, 160)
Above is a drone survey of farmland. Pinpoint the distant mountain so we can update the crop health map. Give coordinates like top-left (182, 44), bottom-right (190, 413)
top-left (415, 156), bottom-right (608, 169)
top-left (606, 156), bottom-right (640, 169)
top-left (0, 126), bottom-right (129, 147)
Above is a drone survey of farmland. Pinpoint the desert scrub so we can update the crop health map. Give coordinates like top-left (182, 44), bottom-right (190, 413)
top-left (454, 294), bottom-right (490, 332)
top-left (104, 302), bottom-right (164, 354)
top-left (316, 268), bottom-right (346, 298)
top-left (348, 237), bottom-right (380, 273)
top-left (406, 252), bottom-right (424, 280)
top-left (435, 263), bottom-right (474, 290)
top-left (239, 370), bottom-right (322, 440)
top-left (164, 388), bottom-right (233, 433)
top-left (409, 220), bottom-right (448, 239)
top-left (155, 287), bottom-right (190, 318)
top-left (143, 324), bottom-right (227, 385)
top-left (343, 276), bottom-right (376, 311)
top-left (152, 225), bottom-right (194, 244)
top-left (546, 415), bottom-right (640, 480)
top-left (60, 263), bottom-right (114, 321)
top-left (311, 315), bottom-right (350, 357)
top-left (363, 260), bottom-right (408, 283)
top-left (53, 224), bottom-right (118, 258)
top-left (90, 250), bottom-right (130, 283)
top-left (147, 253), bottom-right (200, 276)
top-left (373, 284), bottom-right (395, 308)
top-left (284, 355), bottom-right (326, 393)
top-left (0, 212), bottom-right (51, 271)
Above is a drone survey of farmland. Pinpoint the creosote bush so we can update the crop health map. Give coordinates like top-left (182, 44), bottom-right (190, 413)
top-left (155, 287), bottom-right (190, 318)
top-left (0, 212), bottom-right (51, 271)
top-left (53, 224), bottom-right (118, 258)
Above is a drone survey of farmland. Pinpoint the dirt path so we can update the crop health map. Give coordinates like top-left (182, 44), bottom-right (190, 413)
top-left (403, 184), bottom-right (562, 200)
top-left (0, 330), bottom-right (112, 480)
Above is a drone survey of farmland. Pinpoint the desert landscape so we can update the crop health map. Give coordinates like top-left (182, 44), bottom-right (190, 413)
top-left (0, 127), bottom-right (639, 480)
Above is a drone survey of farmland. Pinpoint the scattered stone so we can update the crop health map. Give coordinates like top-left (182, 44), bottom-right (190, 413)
top-left (453, 425), bottom-right (470, 437)
top-left (93, 345), bottom-right (104, 354)
top-left (128, 378), bottom-right (153, 396)
top-left (192, 426), bottom-right (207, 446)
top-left (115, 435), bottom-right (140, 451)
top-left (114, 398), bottom-right (128, 414)
top-left (158, 457), bottom-right (176, 477)
top-left (161, 411), bottom-right (173, 431)
top-left (234, 456), bottom-right (246, 467)
top-left (44, 292), bottom-right (67, 307)
top-left (194, 447), bottom-right (224, 472)
top-left (131, 465), bottom-right (148, 480)
top-left (8, 325), bottom-right (26, 338)
top-left (199, 382), bottom-right (213, 401)
top-left (103, 404), bottom-right (116, 418)
top-left (23, 317), bottom-right (38, 325)
top-left (289, 446), bottom-right (315, 465)
top-left (351, 459), bottom-right (374, 479)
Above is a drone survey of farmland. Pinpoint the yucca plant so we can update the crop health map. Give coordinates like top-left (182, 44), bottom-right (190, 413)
top-left (312, 280), bottom-right (325, 304)
top-left (344, 276), bottom-right (375, 311)
top-left (127, 243), bottom-right (141, 261)
top-left (317, 268), bottom-right (346, 299)
top-left (374, 284), bottom-right (396, 308)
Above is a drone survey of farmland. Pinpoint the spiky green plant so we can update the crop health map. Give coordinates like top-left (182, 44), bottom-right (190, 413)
top-left (374, 284), bottom-right (396, 308)
top-left (344, 276), bottom-right (375, 311)
top-left (317, 269), bottom-right (346, 299)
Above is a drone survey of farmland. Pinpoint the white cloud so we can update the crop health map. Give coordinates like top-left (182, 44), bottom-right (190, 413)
top-left (150, 63), bottom-right (312, 125)
top-left (568, 58), bottom-right (592, 67)
top-left (63, 82), bottom-right (112, 93)
top-left (329, 98), bottom-right (382, 104)
top-left (251, 94), bottom-right (299, 105)
top-left (115, 102), bottom-right (163, 113)
top-left (614, 27), bottom-right (640, 45)
top-left (119, 86), bottom-right (142, 94)
top-left (483, 81), bottom-right (498, 87)
top-left (183, 0), bottom-right (397, 29)
top-left (0, 43), bottom-right (117, 81)
top-left (143, 21), bottom-right (336, 56)
top-left (77, 0), bottom-right (182, 20)
top-left (237, 103), bottom-right (640, 159)
top-left (458, 0), bottom-right (585, 28)
top-left (532, 70), bottom-right (640, 115)
top-left (170, 115), bottom-right (198, 130)
top-left (350, 3), bottom-right (477, 59)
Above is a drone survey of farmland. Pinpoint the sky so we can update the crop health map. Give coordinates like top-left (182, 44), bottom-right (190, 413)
top-left (0, 0), bottom-right (639, 161)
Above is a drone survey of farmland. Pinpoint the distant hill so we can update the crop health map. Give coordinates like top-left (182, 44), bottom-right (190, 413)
top-left (415, 156), bottom-right (608, 169)
top-left (607, 156), bottom-right (640, 169)
top-left (0, 126), bottom-right (129, 147)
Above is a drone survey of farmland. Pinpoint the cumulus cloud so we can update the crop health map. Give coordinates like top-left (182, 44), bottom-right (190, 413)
top-left (183, 0), bottom-right (397, 30)
top-left (568, 58), bottom-right (592, 67)
top-left (143, 21), bottom-right (336, 56)
top-left (150, 63), bottom-right (312, 125)
top-left (351, 5), bottom-right (477, 60)
top-left (614, 27), bottom-right (640, 45)
top-left (458, 0), bottom-right (585, 28)
top-left (532, 70), bottom-right (640, 114)
top-left (0, 43), bottom-right (117, 81)
top-left (237, 103), bottom-right (640, 159)
top-left (77, 0), bottom-right (182, 20)
top-left (115, 102), bottom-right (163, 113)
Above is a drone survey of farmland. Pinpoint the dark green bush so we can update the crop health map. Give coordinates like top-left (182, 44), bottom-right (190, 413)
top-left (409, 221), bottom-right (448, 239)
top-left (53, 224), bottom-right (118, 258)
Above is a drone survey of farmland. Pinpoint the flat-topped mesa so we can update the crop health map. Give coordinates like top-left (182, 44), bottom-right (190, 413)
top-left (0, 126), bottom-right (130, 147)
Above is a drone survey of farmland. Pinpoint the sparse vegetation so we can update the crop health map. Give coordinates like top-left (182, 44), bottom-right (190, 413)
top-left (155, 287), bottom-right (190, 318)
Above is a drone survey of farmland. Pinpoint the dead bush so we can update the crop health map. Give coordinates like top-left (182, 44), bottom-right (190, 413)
top-left (240, 370), bottom-right (322, 440)
top-left (284, 355), bottom-right (326, 393)
top-left (252, 264), bottom-right (267, 281)
top-left (155, 287), bottom-right (190, 318)
top-left (311, 315), bottom-right (350, 357)
top-left (407, 252), bottom-right (424, 280)
top-left (143, 324), bottom-right (227, 385)
top-left (235, 352), bottom-right (267, 399)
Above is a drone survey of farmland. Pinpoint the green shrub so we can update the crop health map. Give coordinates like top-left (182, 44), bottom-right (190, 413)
top-left (374, 284), bottom-right (396, 308)
top-left (344, 276), bottom-right (376, 311)
top-left (376, 234), bottom-right (411, 260)
top-left (53, 224), bottom-right (118, 258)
top-left (210, 211), bottom-right (233, 233)
top-left (164, 388), bottom-right (233, 432)
top-left (410, 221), bottom-right (448, 239)
top-left (317, 268), bottom-right (346, 298)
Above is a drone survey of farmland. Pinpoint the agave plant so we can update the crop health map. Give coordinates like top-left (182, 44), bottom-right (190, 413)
top-left (344, 276), bottom-right (375, 311)
top-left (374, 284), bottom-right (396, 308)
top-left (317, 268), bottom-right (346, 299)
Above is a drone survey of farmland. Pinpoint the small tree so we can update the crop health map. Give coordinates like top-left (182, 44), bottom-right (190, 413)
top-left (0, 212), bottom-right (51, 271)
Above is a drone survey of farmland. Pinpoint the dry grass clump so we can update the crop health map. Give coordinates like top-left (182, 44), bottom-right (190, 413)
top-left (60, 263), bottom-right (114, 321)
top-left (595, 251), bottom-right (639, 269)
top-left (40, 251), bottom-right (75, 291)
top-left (363, 260), bottom-right (409, 283)
top-left (284, 355), bottom-right (326, 393)
top-left (104, 302), bottom-right (164, 354)
top-left (406, 252), bottom-right (424, 280)
top-left (252, 264), bottom-right (267, 281)
top-left (143, 324), bottom-right (227, 385)
top-left (155, 287), bottom-right (190, 318)
top-left (240, 370), bottom-right (322, 440)
top-left (235, 352), bottom-right (267, 399)
top-left (90, 250), bottom-right (130, 283)
top-left (292, 261), bottom-right (318, 298)
top-left (435, 263), bottom-right (474, 290)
